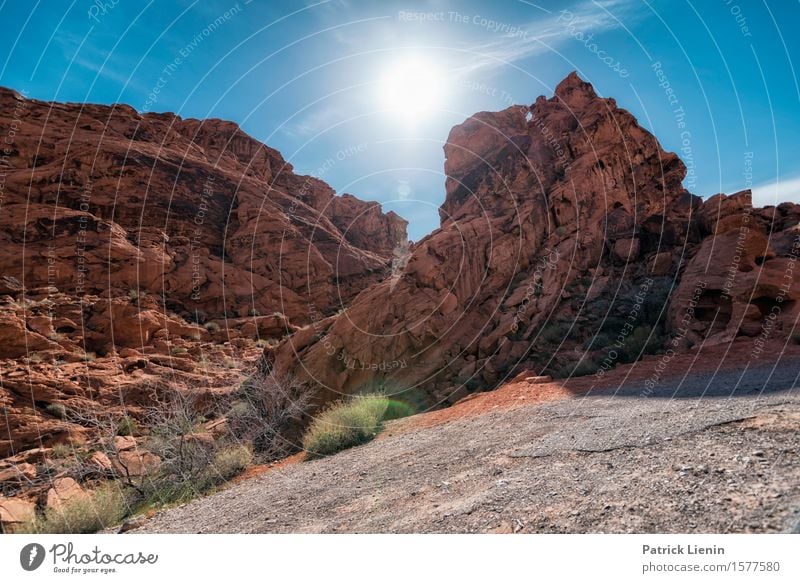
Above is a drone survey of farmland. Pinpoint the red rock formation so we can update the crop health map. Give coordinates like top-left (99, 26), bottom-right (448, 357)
top-left (668, 192), bottom-right (800, 346)
top-left (0, 87), bottom-right (406, 461)
top-left (3, 72), bottom-right (800, 507)
top-left (0, 87), bottom-right (406, 325)
top-left (269, 73), bottom-right (800, 406)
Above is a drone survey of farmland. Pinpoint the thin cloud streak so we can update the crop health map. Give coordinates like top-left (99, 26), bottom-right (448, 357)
top-left (280, 102), bottom-right (351, 138)
top-left (751, 175), bottom-right (800, 207)
top-left (452, 0), bottom-right (645, 76)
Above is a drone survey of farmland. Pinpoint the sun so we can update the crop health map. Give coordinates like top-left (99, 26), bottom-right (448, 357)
top-left (377, 55), bottom-right (445, 120)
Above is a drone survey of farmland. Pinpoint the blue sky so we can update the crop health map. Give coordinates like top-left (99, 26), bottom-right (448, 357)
top-left (1, 0), bottom-right (798, 240)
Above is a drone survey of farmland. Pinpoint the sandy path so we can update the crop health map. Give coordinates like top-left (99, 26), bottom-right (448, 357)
top-left (132, 348), bottom-right (800, 534)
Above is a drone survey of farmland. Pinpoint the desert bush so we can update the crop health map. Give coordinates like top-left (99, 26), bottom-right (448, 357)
top-left (64, 410), bottom-right (143, 492)
top-left (50, 443), bottom-right (72, 459)
top-left (618, 325), bottom-right (664, 363)
top-left (538, 322), bottom-right (571, 344)
top-left (45, 402), bottom-right (67, 419)
top-left (145, 391), bottom-right (213, 474)
top-left (548, 356), bottom-right (597, 379)
top-left (204, 321), bottom-right (220, 332)
top-left (583, 332), bottom-right (612, 351)
top-left (170, 346), bottom-right (188, 355)
top-left (354, 381), bottom-right (429, 414)
top-left (642, 282), bottom-right (671, 324)
top-left (302, 395), bottom-right (413, 459)
top-left (137, 445), bottom-right (252, 510)
top-left (48, 393), bottom-right (256, 526)
top-left (133, 391), bottom-right (248, 506)
top-left (116, 416), bottom-right (139, 436)
top-left (598, 315), bottom-right (627, 337)
top-left (191, 310), bottom-right (208, 324)
top-left (227, 370), bottom-right (314, 460)
top-left (15, 484), bottom-right (129, 534)
top-left (381, 399), bottom-right (416, 421)
top-left (571, 358), bottom-right (598, 377)
top-left (208, 445), bottom-right (252, 482)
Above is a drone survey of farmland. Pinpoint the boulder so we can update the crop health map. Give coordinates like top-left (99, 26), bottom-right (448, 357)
top-left (88, 451), bottom-right (113, 472)
top-left (113, 436), bottom-right (137, 451)
top-left (46, 477), bottom-right (88, 509)
top-left (0, 496), bottom-right (35, 528)
top-left (612, 238), bottom-right (640, 263)
top-left (113, 450), bottom-right (161, 477)
top-left (0, 463), bottom-right (36, 483)
top-left (648, 252), bottom-right (673, 276)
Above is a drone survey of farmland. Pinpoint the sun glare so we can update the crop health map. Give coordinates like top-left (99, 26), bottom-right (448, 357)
top-left (377, 55), bottom-right (445, 120)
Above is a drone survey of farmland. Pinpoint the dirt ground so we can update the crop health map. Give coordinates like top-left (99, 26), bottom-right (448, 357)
top-left (133, 341), bottom-right (800, 533)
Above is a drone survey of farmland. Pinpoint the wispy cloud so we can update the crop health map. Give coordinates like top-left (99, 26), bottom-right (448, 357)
top-left (752, 175), bottom-right (800, 207)
top-left (53, 31), bottom-right (150, 94)
top-left (452, 0), bottom-right (645, 76)
top-left (280, 102), bottom-right (352, 138)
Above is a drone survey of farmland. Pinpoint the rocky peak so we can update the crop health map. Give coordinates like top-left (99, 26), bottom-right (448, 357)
top-left (0, 87), bottom-right (408, 458)
top-left (270, 72), bottom-right (800, 409)
top-left (174, 117), bottom-right (289, 182)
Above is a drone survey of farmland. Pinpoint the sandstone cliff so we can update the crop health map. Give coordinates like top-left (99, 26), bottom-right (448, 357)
top-left (269, 73), bottom-right (800, 406)
top-left (0, 87), bottom-right (406, 460)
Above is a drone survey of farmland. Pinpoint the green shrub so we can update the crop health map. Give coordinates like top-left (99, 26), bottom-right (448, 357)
top-left (204, 321), bottom-right (221, 332)
top-left (548, 356), bottom-right (597, 379)
top-left (170, 346), bottom-right (188, 355)
top-left (618, 326), bottom-right (664, 363)
top-left (570, 358), bottom-right (598, 377)
top-left (15, 485), bottom-right (129, 534)
top-left (227, 372), bottom-right (313, 459)
top-left (45, 402), bottom-right (67, 420)
top-left (598, 315), bottom-right (627, 337)
top-left (50, 443), bottom-right (72, 458)
top-left (139, 444), bottom-right (253, 509)
top-left (302, 395), bottom-right (414, 458)
top-left (116, 416), bottom-right (139, 436)
top-left (538, 322), bottom-right (570, 344)
top-left (381, 399), bottom-right (416, 421)
top-left (209, 445), bottom-right (252, 482)
top-left (583, 332), bottom-right (612, 351)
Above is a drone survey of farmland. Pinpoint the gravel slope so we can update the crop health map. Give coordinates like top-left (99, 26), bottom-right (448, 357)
top-left (133, 358), bottom-right (800, 534)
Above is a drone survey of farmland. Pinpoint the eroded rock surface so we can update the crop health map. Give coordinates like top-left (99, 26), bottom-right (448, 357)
top-left (0, 87), bottom-right (405, 468)
top-left (270, 73), bottom-right (800, 406)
